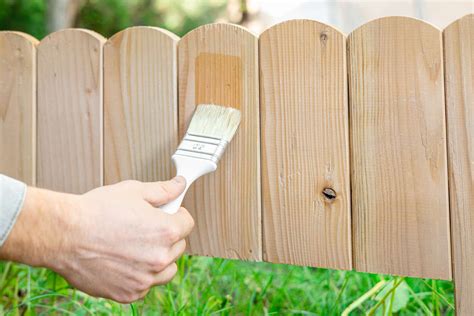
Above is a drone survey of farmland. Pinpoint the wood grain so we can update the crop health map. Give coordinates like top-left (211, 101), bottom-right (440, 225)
top-left (178, 23), bottom-right (261, 260)
top-left (444, 14), bottom-right (474, 314)
top-left (37, 29), bottom-right (105, 193)
top-left (348, 17), bottom-right (451, 279)
top-left (104, 27), bottom-right (178, 184)
top-left (0, 32), bottom-right (38, 185)
top-left (260, 20), bottom-right (351, 269)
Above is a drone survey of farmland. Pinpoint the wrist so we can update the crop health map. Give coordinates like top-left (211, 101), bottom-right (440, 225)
top-left (0, 187), bottom-right (81, 272)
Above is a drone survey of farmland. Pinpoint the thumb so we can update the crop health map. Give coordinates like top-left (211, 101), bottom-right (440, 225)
top-left (143, 176), bottom-right (186, 207)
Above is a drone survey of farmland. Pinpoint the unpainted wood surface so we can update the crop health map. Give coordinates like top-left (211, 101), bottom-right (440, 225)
top-left (104, 27), bottom-right (178, 184)
top-left (444, 14), bottom-right (474, 314)
top-left (260, 20), bottom-right (351, 269)
top-left (37, 29), bottom-right (105, 193)
top-left (178, 23), bottom-right (261, 260)
top-left (348, 17), bottom-right (451, 279)
top-left (0, 32), bottom-right (38, 185)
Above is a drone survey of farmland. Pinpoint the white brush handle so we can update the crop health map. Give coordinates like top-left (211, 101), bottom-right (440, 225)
top-left (160, 155), bottom-right (217, 214)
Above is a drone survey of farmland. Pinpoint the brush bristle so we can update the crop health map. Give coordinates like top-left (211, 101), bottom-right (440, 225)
top-left (186, 104), bottom-right (241, 142)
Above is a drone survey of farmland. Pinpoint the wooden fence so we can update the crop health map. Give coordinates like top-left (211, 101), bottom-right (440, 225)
top-left (0, 15), bottom-right (472, 313)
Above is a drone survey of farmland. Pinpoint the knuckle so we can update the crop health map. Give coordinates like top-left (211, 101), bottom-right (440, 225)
top-left (151, 253), bottom-right (171, 271)
top-left (134, 274), bottom-right (153, 292)
top-left (136, 284), bottom-right (148, 294)
top-left (162, 226), bottom-right (180, 243)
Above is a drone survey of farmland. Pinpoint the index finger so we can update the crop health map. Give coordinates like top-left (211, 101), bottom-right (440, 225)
top-left (161, 207), bottom-right (195, 241)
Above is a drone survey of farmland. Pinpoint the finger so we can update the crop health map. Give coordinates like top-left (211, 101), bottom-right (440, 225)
top-left (143, 176), bottom-right (186, 207)
top-left (153, 263), bottom-right (178, 286)
top-left (164, 207), bottom-right (195, 240)
top-left (168, 239), bottom-right (186, 262)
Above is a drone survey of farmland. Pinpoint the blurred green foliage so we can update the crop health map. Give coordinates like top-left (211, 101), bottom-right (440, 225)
top-left (0, 0), bottom-right (227, 39)
top-left (0, 0), bottom-right (46, 38)
top-left (76, 0), bottom-right (227, 37)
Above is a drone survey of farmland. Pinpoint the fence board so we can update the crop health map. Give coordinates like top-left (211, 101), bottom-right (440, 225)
top-left (0, 32), bottom-right (37, 185)
top-left (37, 29), bottom-right (105, 193)
top-left (348, 17), bottom-right (451, 279)
top-left (178, 23), bottom-right (261, 260)
top-left (260, 20), bottom-right (351, 269)
top-left (444, 14), bottom-right (474, 314)
top-left (104, 27), bottom-right (178, 184)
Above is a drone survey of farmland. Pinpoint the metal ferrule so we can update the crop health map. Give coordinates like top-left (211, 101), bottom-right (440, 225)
top-left (173, 133), bottom-right (229, 163)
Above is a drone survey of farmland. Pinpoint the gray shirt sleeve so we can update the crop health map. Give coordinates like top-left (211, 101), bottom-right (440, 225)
top-left (0, 174), bottom-right (27, 246)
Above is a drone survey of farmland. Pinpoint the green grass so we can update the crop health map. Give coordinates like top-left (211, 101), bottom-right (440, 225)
top-left (0, 256), bottom-right (454, 315)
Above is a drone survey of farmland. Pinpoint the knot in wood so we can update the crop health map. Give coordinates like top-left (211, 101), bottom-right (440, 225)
top-left (322, 188), bottom-right (336, 201)
top-left (320, 32), bottom-right (328, 43)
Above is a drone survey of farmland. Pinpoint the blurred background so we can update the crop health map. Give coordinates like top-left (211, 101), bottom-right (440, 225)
top-left (0, 0), bottom-right (473, 315)
top-left (0, 0), bottom-right (472, 40)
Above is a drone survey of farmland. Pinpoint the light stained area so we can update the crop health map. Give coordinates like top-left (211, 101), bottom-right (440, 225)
top-left (260, 20), bottom-right (351, 270)
top-left (104, 27), bottom-right (178, 184)
top-left (444, 14), bottom-right (474, 315)
top-left (349, 17), bottom-right (451, 279)
top-left (178, 23), bottom-right (261, 260)
top-left (37, 29), bottom-right (105, 193)
top-left (0, 32), bottom-right (37, 185)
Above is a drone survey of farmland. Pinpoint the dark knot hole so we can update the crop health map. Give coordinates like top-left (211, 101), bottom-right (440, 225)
top-left (322, 188), bottom-right (336, 201)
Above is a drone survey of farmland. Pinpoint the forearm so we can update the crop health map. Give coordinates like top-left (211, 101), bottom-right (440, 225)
top-left (0, 186), bottom-right (78, 271)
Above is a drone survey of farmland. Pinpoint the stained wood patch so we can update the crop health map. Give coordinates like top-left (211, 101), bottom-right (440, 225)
top-left (0, 32), bottom-right (38, 185)
top-left (104, 27), bottom-right (178, 184)
top-left (444, 14), bottom-right (474, 314)
top-left (348, 17), bottom-right (451, 279)
top-left (37, 29), bottom-right (105, 193)
top-left (260, 20), bottom-right (352, 269)
top-left (178, 23), bottom-right (261, 260)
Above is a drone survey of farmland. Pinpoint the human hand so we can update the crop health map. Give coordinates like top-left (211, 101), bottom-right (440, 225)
top-left (0, 177), bottom-right (194, 303)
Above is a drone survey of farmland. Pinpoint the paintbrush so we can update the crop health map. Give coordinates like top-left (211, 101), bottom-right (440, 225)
top-left (160, 104), bottom-right (241, 214)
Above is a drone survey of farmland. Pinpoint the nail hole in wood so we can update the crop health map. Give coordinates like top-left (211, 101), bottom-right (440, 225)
top-left (322, 188), bottom-right (336, 201)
